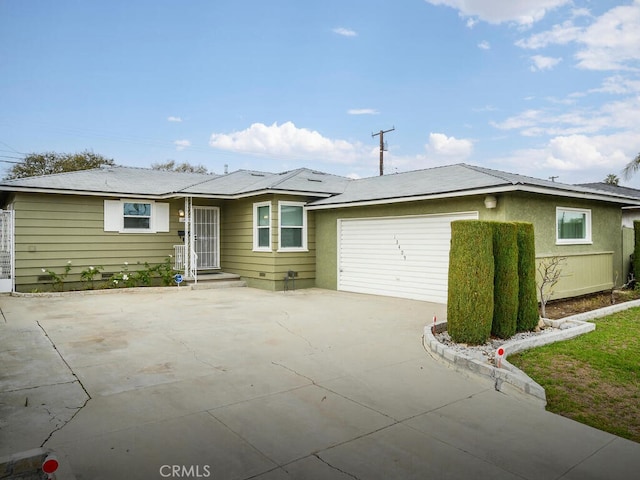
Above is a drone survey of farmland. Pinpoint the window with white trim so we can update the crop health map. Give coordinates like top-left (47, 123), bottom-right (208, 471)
top-left (104, 199), bottom-right (169, 233)
top-left (556, 207), bottom-right (592, 244)
top-left (253, 201), bottom-right (272, 251)
top-left (278, 201), bottom-right (307, 251)
top-left (123, 202), bottom-right (151, 230)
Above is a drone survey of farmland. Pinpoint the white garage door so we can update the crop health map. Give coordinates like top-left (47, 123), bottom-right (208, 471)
top-left (338, 212), bottom-right (478, 303)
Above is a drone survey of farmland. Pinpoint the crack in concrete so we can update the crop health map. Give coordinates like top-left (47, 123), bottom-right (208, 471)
top-left (271, 361), bottom-right (317, 385)
top-left (276, 312), bottom-right (314, 349)
top-left (176, 338), bottom-right (225, 371)
top-left (313, 453), bottom-right (361, 479)
top-left (35, 321), bottom-right (91, 447)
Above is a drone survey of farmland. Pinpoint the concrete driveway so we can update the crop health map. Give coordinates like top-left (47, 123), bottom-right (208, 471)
top-left (1, 287), bottom-right (639, 479)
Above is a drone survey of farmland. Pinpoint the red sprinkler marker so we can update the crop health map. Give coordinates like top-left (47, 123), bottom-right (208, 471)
top-left (495, 347), bottom-right (506, 368)
top-left (42, 454), bottom-right (59, 477)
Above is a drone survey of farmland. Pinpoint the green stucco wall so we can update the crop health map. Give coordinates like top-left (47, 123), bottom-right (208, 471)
top-left (314, 192), bottom-right (624, 300)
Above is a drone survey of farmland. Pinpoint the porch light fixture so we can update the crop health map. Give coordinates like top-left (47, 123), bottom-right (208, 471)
top-left (484, 195), bottom-right (497, 209)
top-left (178, 209), bottom-right (185, 217)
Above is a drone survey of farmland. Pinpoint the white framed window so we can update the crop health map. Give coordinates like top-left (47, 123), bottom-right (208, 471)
top-left (556, 207), bottom-right (592, 245)
top-left (253, 201), bottom-right (272, 251)
top-left (123, 202), bottom-right (151, 230)
top-left (104, 199), bottom-right (169, 233)
top-left (278, 201), bottom-right (307, 251)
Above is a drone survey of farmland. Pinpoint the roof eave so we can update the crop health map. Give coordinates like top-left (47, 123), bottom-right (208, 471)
top-left (306, 184), bottom-right (640, 210)
top-left (0, 186), bottom-right (165, 199)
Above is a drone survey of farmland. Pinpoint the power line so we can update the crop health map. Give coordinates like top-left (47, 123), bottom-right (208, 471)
top-left (0, 140), bottom-right (24, 155)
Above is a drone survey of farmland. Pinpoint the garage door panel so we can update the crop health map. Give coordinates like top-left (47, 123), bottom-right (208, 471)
top-left (338, 212), bottom-right (478, 303)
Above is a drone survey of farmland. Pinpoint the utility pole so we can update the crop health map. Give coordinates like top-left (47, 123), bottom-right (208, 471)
top-left (372, 126), bottom-right (395, 176)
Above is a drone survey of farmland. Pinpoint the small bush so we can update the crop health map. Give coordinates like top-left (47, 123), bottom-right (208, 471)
top-left (490, 222), bottom-right (518, 339)
top-left (447, 220), bottom-right (494, 345)
top-left (515, 222), bottom-right (539, 331)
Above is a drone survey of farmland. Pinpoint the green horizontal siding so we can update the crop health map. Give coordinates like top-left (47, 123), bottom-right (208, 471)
top-left (12, 193), bottom-right (183, 292)
top-left (220, 195), bottom-right (317, 290)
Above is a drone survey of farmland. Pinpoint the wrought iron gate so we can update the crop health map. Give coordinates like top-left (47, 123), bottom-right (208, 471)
top-left (0, 210), bottom-right (14, 293)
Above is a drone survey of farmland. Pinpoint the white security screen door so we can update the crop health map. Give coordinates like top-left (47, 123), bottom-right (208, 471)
top-left (192, 206), bottom-right (220, 269)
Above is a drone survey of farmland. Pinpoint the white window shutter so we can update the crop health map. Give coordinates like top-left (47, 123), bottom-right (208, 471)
top-left (154, 203), bottom-right (170, 232)
top-left (104, 200), bottom-right (122, 231)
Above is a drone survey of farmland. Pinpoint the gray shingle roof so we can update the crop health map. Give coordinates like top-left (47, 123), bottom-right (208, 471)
top-left (182, 168), bottom-right (351, 196)
top-left (307, 164), bottom-right (640, 207)
top-left (577, 182), bottom-right (640, 200)
top-left (0, 166), bottom-right (351, 197)
top-left (0, 166), bottom-right (217, 196)
top-left (1, 164), bottom-right (637, 207)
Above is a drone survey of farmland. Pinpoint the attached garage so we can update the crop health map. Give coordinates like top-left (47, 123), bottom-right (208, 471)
top-left (337, 212), bottom-right (478, 303)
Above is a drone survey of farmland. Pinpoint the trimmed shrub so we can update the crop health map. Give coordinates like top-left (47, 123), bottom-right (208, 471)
top-left (447, 220), bottom-right (494, 345)
top-left (490, 222), bottom-right (519, 339)
top-left (515, 222), bottom-right (539, 332)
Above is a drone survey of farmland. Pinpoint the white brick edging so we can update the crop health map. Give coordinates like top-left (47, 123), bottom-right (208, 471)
top-left (423, 313), bottom-right (607, 404)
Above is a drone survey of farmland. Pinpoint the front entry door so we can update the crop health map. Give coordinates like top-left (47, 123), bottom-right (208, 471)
top-left (192, 206), bottom-right (220, 269)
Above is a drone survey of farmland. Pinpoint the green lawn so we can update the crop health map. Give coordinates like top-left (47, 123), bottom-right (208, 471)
top-left (509, 308), bottom-right (640, 443)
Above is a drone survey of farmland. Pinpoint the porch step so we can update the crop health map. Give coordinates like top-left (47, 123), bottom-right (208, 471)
top-left (185, 272), bottom-right (247, 290)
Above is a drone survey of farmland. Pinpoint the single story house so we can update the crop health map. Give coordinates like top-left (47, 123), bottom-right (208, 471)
top-left (0, 163), bottom-right (638, 303)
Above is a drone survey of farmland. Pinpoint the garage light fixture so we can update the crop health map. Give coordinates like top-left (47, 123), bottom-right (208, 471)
top-left (484, 195), bottom-right (497, 209)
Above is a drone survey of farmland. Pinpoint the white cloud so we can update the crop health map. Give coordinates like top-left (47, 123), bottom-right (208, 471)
top-left (424, 0), bottom-right (570, 26)
top-left (347, 108), bottom-right (379, 115)
top-left (491, 109), bottom-right (542, 131)
top-left (494, 131), bottom-right (640, 184)
top-left (492, 95), bottom-right (640, 137)
top-left (426, 133), bottom-right (473, 158)
top-left (167, 116), bottom-right (182, 122)
top-left (477, 40), bottom-right (490, 50)
top-left (333, 27), bottom-right (357, 37)
top-left (574, 3), bottom-right (640, 71)
top-left (516, 20), bottom-right (581, 49)
top-left (517, 2), bottom-right (640, 71)
top-left (530, 55), bottom-right (562, 72)
top-left (209, 121), bottom-right (366, 164)
top-left (174, 139), bottom-right (191, 151)
top-left (591, 75), bottom-right (640, 95)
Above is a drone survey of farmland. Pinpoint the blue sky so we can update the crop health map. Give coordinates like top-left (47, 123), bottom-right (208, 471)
top-left (1, 0), bottom-right (640, 186)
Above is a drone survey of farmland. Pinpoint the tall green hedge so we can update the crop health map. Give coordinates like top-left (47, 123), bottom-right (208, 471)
top-left (490, 222), bottom-right (519, 339)
top-left (515, 222), bottom-right (539, 331)
top-left (447, 220), bottom-right (494, 345)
